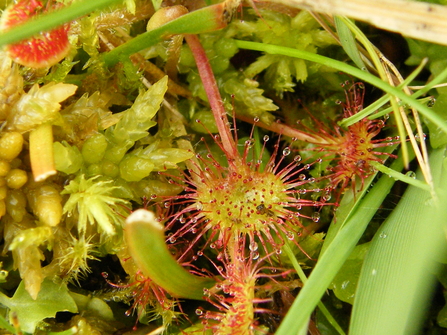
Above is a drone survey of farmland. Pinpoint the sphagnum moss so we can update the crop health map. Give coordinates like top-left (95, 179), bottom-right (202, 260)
top-left (0, 1), bottom-right (442, 334)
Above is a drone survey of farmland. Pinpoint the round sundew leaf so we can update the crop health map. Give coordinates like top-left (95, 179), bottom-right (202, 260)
top-left (0, 0), bottom-right (70, 68)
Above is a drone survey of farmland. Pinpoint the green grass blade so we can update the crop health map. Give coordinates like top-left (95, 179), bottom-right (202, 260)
top-left (0, 313), bottom-right (16, 334)
top-left (234, 40), bottom-right (447, 136)
top-left (0, 0), bottom-right (124, 48)
top-left (102, 3), bottom-right (227, 66)
top-left (275, 152), bottom-right (406, 335)
top-left (340, 58), bottom-right (429, 127)
top-left (334, 16), bottom-right (366, 70)
top-left (349, 147), bottom-right (447, 335)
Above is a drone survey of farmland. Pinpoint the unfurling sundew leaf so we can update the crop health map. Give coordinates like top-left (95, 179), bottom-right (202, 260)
top-left (125, 209), bottom-right (216, 300)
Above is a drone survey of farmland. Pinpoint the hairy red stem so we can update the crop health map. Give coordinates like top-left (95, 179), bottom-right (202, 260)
top-left (236, 113), bottom-right (334, 145)
top-left (185, 34), bottom-right (239, 161)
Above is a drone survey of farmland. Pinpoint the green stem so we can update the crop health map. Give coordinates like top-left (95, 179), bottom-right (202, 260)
top-left (369, 161), bottom-right (430, 191)
top-left (0, 311), bottom-right (15, 334)
top-left (102, 3), bottom-right (229, 67)
top-left (125, 209), bottom-right (216, 301)
top-left (0, 0), bottom-right (125, 48)
top-left (284, 242), bottom-right (346, 335)
top-left (233, 40), bottom-right (447, 137)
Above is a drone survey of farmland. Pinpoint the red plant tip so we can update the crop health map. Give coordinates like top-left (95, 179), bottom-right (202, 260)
top-left (0, 0), bottom-right (70, 68)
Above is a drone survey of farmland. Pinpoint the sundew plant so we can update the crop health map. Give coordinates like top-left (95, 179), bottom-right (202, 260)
top-left (0, 0), bottom-right (447, 334)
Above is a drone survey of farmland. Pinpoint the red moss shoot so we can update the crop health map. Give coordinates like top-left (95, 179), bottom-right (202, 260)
top-left (0, 0), bottom-right (70, 68)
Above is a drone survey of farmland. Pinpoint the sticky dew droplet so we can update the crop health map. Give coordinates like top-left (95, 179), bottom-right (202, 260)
top-left (286, 231), bottom-right (294, 240)
top-left (282, 147), bottom-right (291, 156)
top-left (249, 241), bottom-right (258, 251)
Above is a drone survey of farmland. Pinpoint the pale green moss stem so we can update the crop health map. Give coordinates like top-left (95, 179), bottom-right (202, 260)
top-left (29, 124), bottom-right (57, 182)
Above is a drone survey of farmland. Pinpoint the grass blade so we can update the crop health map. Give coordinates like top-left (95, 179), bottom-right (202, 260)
top-left (350, 147), bottom-right (447, 335)
top-left (334, 16), bottom-right (366, 70)
top-left (275, 152), bottom-right (406, 335)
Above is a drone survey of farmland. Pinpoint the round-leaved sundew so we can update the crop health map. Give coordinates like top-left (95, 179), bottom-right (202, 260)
top-left (162, 119), bottom-right (330, 263)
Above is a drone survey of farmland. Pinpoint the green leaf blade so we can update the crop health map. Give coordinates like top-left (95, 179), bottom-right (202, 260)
top-left (2, 279), bottom-right (77, 334)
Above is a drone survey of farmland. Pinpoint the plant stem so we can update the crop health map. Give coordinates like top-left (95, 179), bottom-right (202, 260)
top-left (236, 114), bottom-right (334, 145)
top-left (233, 40), bottom-right (447, 137)
top-left (185, 34), bottom-right (239, 161)
top-left (102, 3), bottom-right (229, 67)
top-left (29, 124), bottom-right (57, 182)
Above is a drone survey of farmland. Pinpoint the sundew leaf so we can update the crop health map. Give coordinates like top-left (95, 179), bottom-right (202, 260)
top-left (0, 279), bottom-right (77, 334)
